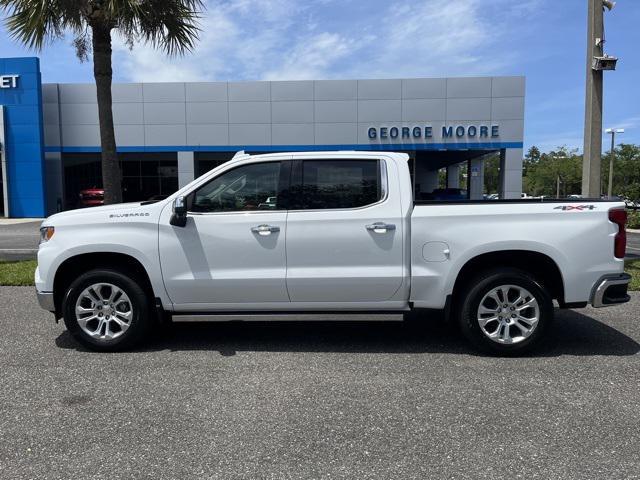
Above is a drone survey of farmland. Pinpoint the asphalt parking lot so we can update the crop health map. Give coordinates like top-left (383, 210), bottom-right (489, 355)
top-left (0, 287), bottom-right (638, 479)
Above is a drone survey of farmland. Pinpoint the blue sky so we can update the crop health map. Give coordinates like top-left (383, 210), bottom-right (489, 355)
top-left (0, 0), bottom-right (638, 153)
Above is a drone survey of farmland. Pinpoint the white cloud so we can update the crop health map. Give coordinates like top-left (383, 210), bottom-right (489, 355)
top-left (262, 32), bottom-right (356, 80)
top-left (108, 0), bottom-right (538, 82)
top-left (615, 116), bottom-right (640, 131)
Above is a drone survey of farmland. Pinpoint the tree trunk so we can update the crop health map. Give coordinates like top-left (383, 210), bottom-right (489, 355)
top-left (91, 24), bottom-right (122, 204)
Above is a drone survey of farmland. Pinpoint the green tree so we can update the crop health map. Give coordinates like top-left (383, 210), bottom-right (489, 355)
top-left (0, 0), bottom-right (203, 204)
top-left (524, 146), bottom-right (582, 197)
top-left (484, 153), bottom-right (500, 195)
top-left (525, 146), bottom-right (541, 162)
top-left (602, 143), bottom-right (640, 201)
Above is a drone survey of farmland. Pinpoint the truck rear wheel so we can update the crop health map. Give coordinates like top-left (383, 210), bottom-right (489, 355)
top-left (62, 269), bottom-right (152, 352)
top-left (457, 268), bottom-right (553, 355)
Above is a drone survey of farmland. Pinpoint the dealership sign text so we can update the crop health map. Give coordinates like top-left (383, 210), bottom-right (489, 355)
top-left (0, 75), bottom-right (19, 89)
top-left (368, 124), bottom-right (500, 141)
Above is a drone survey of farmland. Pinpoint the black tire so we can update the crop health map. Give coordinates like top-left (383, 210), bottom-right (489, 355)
top-left (62, 269), bottom-right (152, 352)
top-left (456, 267), bottom-right (553, 355)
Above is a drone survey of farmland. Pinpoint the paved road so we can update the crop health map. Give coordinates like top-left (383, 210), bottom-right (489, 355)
top-left (0, 287), bottom-right (638, 479)
top-left (0, 221), bottom-right (40, 261)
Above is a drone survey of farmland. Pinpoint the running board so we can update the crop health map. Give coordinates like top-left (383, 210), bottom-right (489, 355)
top-left (171, 313), bottom-right (405, 323)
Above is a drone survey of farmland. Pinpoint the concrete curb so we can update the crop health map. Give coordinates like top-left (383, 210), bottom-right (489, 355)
top-left (629, 229), bottom-right (640, 234)
top-left (0, 218), bottom-right (43, 226)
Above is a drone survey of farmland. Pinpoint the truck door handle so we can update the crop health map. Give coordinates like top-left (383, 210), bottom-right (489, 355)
top-left (366, 222), bottom-right (396, 233)
top-left (251, 224), bottom-right (280, 236)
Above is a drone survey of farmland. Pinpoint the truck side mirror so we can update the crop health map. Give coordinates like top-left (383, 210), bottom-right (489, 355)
top-left (170, 196), bottom-right (188, 227)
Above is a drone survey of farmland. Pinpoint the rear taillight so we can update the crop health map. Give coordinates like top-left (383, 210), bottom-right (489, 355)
top-left (609, 208), bottom-right (627, 259)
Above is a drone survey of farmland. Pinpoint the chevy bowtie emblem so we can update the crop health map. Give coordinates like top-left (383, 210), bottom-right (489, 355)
top-left (554, 205), bottom-right (596, 211)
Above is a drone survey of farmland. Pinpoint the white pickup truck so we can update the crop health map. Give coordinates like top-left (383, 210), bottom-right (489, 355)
top-left (36, 151), bottom-right (631, 354)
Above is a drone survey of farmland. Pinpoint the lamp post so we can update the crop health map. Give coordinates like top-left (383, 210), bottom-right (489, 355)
top-left (557, 175), bottom-right (562, 198)
top-left (552, 154), bottom-right (568, 198)
top-left (582, 0), bottom-right (619, 198)
top-left (606, 128), bottom-right (624, 198)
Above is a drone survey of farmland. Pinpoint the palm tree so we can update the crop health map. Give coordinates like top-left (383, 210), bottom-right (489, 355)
top-left (0, 0), bottom-right (204, 204)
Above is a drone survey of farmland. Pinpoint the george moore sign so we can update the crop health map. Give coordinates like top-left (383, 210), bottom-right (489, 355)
top-left (368, 124), bottom-right (500, 141)
top-left (0, 75), bottom-right (19, 88)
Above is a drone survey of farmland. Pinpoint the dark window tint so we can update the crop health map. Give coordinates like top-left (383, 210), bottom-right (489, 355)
top-left (191, 162), bottom-right (281, 213)
top-left (296, 160), bottom-right (381, 209)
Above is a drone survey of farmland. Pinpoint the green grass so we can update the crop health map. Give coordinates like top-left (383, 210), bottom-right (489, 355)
top-left (626, 259), bottom-right (640, 292)
top-left (0, 258), bottom-right (639, 291)
top-left (0, 260), bottom-right (37, 286)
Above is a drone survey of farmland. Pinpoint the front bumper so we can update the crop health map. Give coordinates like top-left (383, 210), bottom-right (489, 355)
top-left (590, 273), bottom-right (631, 308)
top-left (36, 290), bottom-right (55, 312)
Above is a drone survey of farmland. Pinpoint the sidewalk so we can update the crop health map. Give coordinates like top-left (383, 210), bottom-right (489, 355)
top-left (0, 218), bottom-right (43, 225)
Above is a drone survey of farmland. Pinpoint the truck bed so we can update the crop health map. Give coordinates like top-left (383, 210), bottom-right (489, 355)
top-left (409, 199), bottom-right (626, 309)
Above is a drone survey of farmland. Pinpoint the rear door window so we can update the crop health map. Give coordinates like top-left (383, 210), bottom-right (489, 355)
top-left (292, 160), bottom-right (382, 210)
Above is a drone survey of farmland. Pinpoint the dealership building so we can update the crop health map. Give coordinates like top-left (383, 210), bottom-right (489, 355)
top-left (0, 57), bottom-right (525, 218)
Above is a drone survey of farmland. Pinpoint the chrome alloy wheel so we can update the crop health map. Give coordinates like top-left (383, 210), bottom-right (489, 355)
top-left (477, 284), bottom-right (540, 345)
top-left (74, 283), bottom-right (133, 341)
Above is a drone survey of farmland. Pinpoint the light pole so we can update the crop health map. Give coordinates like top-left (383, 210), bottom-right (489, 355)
top-left (582, 0), bottom-right (619, 198)
top-left (606, 128), bottom-right (624, 198)
top-left (557, 175), bottom-right (562, 198)
top-left (552, 154), bottom-right (568, 198)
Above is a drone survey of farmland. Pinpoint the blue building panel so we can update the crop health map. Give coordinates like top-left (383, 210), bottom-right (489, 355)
top-left (0, 57), bottom-right (46, 217)
top-left (4, 105), bottom-right (42, 125)
top-left (8, 159), bottom-right (45, 181)
top-left (6, 141), bottom-right (43, 160)
top-left (8, 188), bottom-right (47, 216)
top-left (3, 57), bottom-right (40, 73)
top-left (4, 124), bottom-right (42, 145)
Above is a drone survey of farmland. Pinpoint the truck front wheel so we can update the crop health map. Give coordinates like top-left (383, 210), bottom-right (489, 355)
top-left (62, 269), bottom-right (152, 352)
top-left (457, 268), bottom-right (553, 355)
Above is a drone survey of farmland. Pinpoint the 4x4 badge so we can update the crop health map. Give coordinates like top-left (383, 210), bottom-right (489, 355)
top-left (554, 205), bottom-right (596, 211)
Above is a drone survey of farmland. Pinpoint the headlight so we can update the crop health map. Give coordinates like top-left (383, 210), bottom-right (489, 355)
top-left (39, 226), bottom-right (55, 243)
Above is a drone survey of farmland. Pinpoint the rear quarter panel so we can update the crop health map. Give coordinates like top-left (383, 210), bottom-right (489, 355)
top-left (410, 202), bottom-right (625, 308)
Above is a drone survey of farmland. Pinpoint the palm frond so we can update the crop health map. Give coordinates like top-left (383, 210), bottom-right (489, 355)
top-left (1, 0), bottom-right (204, 55)
top-left (0, 0), bottom-right (84, 50)
top-left (129, 0), bottom-right (204, 56)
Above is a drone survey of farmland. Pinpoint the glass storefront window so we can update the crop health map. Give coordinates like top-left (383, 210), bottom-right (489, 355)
top-left (194, 152), bottom-right (235, 178)
top-left (62, 152), bottom-right (179, 209)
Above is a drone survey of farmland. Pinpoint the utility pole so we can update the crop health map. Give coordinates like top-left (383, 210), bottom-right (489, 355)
top-left (606, 128), bottom-right (624, 198)
top-left (582, 0), bottom-right (604, 198)
top-left (582, 0), bottom-right (618, 198)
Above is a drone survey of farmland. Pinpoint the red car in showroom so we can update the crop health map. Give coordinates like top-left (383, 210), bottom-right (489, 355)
top-left (78, 188), bottom-right (104, 207)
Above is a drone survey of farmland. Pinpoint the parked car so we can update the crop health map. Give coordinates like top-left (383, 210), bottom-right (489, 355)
top-left (78, 188), bottom-right (104, 207)
top-left (36, 151), bottom-right (630, 355)
top-left (622, 197), bottom-right (639, 210)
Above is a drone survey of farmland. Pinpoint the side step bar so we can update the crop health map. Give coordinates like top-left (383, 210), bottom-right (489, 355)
top-left (171, 313), bottom-right (406, 323)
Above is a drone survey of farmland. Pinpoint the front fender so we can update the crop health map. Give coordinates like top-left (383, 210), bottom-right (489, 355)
top-left (37, 225), bottom-right (170, 309)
